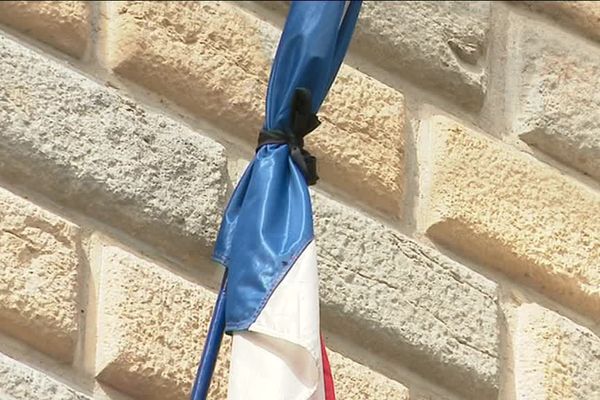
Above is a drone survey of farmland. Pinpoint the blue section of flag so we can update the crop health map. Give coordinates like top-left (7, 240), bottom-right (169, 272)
top-left (213, 144), bottom-right (313, 331)
top-left (212, 1), bottom-right (362, 333)
top-left (265, 1), bottom-right (362, 132)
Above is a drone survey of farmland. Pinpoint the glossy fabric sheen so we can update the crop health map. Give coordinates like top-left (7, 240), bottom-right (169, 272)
top-left (213, 145), bottom-right (313, 331)
top-left (212, 1), bottom-right (362, 332)
top-left (265, 1), bottom-right (361, 133)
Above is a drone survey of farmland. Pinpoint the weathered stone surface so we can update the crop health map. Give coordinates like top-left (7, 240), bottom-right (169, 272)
top-left (96, 244), bottom-right (229, 400)
top-left (514, 304), bottom-right (600, 399)
top-left (423, 115), bottom-right (600, 318)
top-left (0, 187), bottom-right (80, 362)
top-left (0, 1), bottom-right (89, 58)
top-left (350, 1), bottom-right (490, 110)
top-left (328, 351), bottom-right (410, 400)
top-left (410, 392), bottom-right (453, 400)
top-left (255, 1), bottom-right (489, 110)
top-left (312, 192), bottom-right (499, 399)
top-left (0, 34), bottom-right (228, 264)
top-left (96, 244), bottom-right (411, 400)
top-left (313, 69), bottom-right (406, 216)
top-left (0, 352), bottom-right (90, 399)
top-left (108, 1), bottom-right (406, 216)
top-left (522, 1), bottom-right (600, 42)
top-left (508, 16), bottom-right (600, 181)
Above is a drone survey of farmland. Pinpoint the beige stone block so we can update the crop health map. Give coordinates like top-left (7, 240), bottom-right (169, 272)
top-left (96, 244), bottom-right (229, 400)
top-left (96, 244), bottom-right (412, 399)
top-left (253, 1), bottom-right (490, 110)
top-left (0, 187), bottom-right (80, 362)
top-left (346, 1), bottom-right (490, 110)
top-left (108, 1), bottom-right (406, 216)
top-left (0, 1), bottom-right (89, 58)
top-left (523, 1), bottom-right (600, 42)
top-left (0, 34), bottom-right (228, 265)
top-left (514, 303), bottom-right (600, 399)
top-left (423, 115), bottom-right (600, 318)
top-left (508, 14), bottom-right (600, 181)
top-left (0, 352), bottom-right (91, 399)
top-left (410, 393), bottom-right (453, 400)
top-left (328, 351), bottom-right (410, 399)
top-left (314, 192), bottom-right (499, 399)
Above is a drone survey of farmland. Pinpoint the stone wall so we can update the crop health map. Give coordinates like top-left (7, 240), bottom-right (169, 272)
top-left (0, 2), bottom-right (598, 399)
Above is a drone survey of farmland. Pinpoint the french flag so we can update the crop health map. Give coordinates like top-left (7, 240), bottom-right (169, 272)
top-left (224, 236), bottom-right (335, 399)
top-left (213, 143), bottom-right (336, 400)
top-left (192, 2), bottom-right (362, 399)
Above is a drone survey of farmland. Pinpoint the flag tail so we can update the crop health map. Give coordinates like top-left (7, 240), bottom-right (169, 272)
top-left (227, 242), bottom-right (327, 400)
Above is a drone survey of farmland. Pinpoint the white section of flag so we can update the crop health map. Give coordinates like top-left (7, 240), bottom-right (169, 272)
top-left (227, 241), bottom-right (324, 400)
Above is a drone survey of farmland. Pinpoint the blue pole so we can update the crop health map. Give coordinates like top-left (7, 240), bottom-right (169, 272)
top-left (190, 271), bottom-right (227, 400)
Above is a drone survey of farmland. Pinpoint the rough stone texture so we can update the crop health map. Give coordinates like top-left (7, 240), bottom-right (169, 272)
top-left (328, 351), bottom-right (410, 400)
top-left (522, 1), bottom-right (600, 42)
top-left (256, 1), bottom-right (489, 110)
top-left (0, 1), bottom-right (89, 58)
top-left (96, 244), bottom-right (411, 400)
top-left (508, 15), bottom-right (600, 181)
top-left (0, 33), bottom-right (228, 264)
top-left (108, 1), bottom-right (406, 216)
top-left (312, 192), bottom-right (499, 399)
top-left (514, 304), bottom-right (600, 400)
top-left (349, 1), bottom-right (490, 110)
top-left (0, 187), bottom-right (80, 362)
top-left (96, 244), bottom-right (229, 400)
top-left (0, 352), bottom-right (90, 400)
top-left (423, 115), bottom-right (600, 319)
top-left (411, 393), bottom-right (453, 400)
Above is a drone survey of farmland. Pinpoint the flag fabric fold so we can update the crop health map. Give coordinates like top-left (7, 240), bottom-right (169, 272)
top-left (209, 2), bottom-right (362, 399)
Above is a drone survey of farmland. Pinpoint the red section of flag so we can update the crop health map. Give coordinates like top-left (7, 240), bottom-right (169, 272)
top-left (320, 335), bottom-right (336, 400)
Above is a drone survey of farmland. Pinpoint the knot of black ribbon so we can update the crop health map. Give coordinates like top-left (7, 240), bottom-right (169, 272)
top-left (257, 88), bottom-right (321, 186)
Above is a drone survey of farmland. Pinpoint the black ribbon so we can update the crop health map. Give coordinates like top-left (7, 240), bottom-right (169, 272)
top-left (257, 88), bottom-right (321, 186)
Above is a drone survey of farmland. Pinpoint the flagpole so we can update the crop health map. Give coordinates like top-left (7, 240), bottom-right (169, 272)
top-left (190, 271), bottom-right (227, 400)
top-left (189, 3), bottom-right (362, 398)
